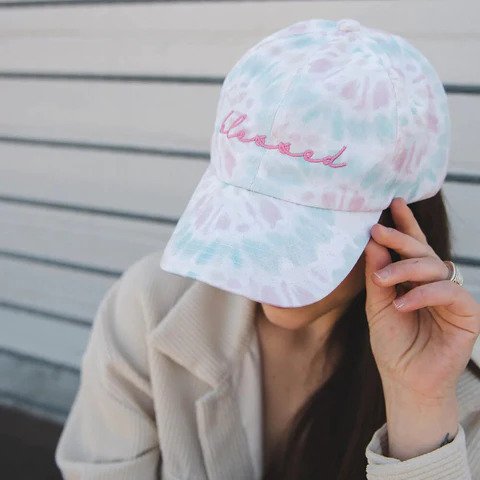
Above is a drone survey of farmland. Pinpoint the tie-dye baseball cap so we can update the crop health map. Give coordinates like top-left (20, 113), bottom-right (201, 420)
top-left (159, 18), bottom-right (451, 308)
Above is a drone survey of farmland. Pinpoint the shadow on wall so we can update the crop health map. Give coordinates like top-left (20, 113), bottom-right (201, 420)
top-left (0, 405), bottom-right (62, 480)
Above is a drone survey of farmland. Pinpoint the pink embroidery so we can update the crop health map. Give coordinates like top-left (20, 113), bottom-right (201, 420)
top-left (219, 110), bottom-right (347, 168)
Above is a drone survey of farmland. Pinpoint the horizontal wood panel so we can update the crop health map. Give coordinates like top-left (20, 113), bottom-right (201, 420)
top-left (443, 182), bottom-right (480, 261)
top-left (0, 82), bottom-right (478, 172)
top-left (0, 201), bottom-right (174, 271)
top-left (0, 143), bottom-right (209, 217)
top-left (0, 1), bottom-right (478, 83)
top-left (0, 350), bottom-right (79, 423)
top-left (0, 307), bottom-right (89, 369)
top-left (0, 80), bottom-right (218, 151)
top-left (448, 95), bottom-right (480, 172)
top-left (0, 256), bottom-right (116, 321)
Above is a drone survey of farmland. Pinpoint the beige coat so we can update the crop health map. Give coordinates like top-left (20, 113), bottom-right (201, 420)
top-left (55, 250), bottom-right (480, 479)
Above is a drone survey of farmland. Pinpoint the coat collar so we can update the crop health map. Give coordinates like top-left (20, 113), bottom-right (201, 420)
top-left (147, 278), bottom-right (259, 388)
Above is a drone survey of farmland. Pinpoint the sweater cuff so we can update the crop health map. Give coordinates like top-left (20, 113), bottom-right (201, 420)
top-left (365, 421), bottom-right (471, 479)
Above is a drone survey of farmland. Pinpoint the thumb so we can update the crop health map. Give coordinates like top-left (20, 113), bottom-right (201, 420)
top-left (364, 236), bottom-right (396, 320)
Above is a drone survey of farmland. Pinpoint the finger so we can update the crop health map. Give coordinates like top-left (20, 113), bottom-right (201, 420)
top-left (371, 223), bottom-right (435, 259)
top-left (390, 197), bottom-right (428, 244)
top-left (372, 256), bottom-right (451, 287)
top-left (393, 280), bottom-right (480, 334)
top-left (364, 237), bottom-right (396, 317)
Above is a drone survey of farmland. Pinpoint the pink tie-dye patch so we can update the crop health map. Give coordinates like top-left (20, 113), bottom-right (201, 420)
top-left (293, 286), bottom-right (316, 304)
top-left (373, 80), bottom-right (390, 108)
top-left (289, 132), bottom-right (301, 142)
top-left (321, 191), bottom-right (337, 208)
top-left (309, 58), bottom-right (334, 73)
top-left (348, 194), bottom-right (366, 210)
top-left (341, 80), bottom-right (358, 99)
top-left (236, 223), bottom-right (250, 233)
top-left (394, 145), bottom-right (408, 173)
top-left (224, 150), bottom-right (237, 177)
top-left (301, 191), bottom-right (315, 202)
top-left (194, 203), bottom-right (213, 229)
top-left (215, 213), bottom-right (231, 230)
top-left (310, 267), bottom-right (327, 283)
top-left (227, 277), bottom-right (242, 289)
top-left (355, 77), bottom-right (370, 110)
top-left (260, 285), bottom-right (281, 305)
top-left (259, 198), bottom-right (282, 228)
top-left (280, 280), bottom-right (295, 305)
top-left (427, 112), bottom-right (438, 132)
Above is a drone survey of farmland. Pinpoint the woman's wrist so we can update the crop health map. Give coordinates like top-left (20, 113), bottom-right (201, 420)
top-left (382, 384), bottom-right (459, 460)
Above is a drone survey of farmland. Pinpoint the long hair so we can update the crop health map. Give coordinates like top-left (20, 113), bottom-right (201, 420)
top-left (261, 189), bottom-right (480, 480)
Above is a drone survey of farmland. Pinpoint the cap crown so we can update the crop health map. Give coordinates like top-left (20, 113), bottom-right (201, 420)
top-left (210, 18), bottom-right (451, 212)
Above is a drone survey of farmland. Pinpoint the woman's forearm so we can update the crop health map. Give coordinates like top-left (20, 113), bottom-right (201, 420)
top-left (383, 385), bottom-right (459, 460)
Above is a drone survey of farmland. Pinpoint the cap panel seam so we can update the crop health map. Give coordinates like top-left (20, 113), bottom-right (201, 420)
top-left (247, 36), bottom-right (333, 190)
top-left (364, 35), bottom-right (401, 196)
top-left (212, 167), bottom-right (383, 213)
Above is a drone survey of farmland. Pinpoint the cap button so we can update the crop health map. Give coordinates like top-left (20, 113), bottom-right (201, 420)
top-left (337, 19), bottom-right (361, 33)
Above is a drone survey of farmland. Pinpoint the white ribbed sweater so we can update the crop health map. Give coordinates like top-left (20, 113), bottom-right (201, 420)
top-left (55, 250), bottom-right (480, 479)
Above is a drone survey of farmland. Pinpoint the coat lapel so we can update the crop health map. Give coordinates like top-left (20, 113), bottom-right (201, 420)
top-left (195, 376), bottom-right (256, 479)
top-left (147, 279), bottom-right (261, 479)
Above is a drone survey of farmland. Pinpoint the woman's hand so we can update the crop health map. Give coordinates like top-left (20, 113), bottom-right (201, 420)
top-left (365, 197), bottom-right (479, 399)
top-left (364, 197), bottom-right (480, 459)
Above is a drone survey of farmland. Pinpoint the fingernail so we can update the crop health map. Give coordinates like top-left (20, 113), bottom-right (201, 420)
top-left (393, 297), bottom-right (406, 309)
top-left (373, 268), bottom-right (389, 280)
top-left (376, 224), bottom-right (392, 233)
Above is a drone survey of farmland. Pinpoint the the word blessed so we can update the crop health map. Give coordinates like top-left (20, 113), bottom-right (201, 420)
top-left (219, 110), bottom-right (347, 168)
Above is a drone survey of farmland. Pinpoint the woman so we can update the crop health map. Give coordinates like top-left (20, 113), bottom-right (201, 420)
top-left (55, 18), bottom-right (480, 479)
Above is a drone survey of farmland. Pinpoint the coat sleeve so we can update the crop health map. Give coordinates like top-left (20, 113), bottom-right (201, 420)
top-left (365, 420), bottom-right (472, 479)
top-left (55, 265), bottom-right (161, 479)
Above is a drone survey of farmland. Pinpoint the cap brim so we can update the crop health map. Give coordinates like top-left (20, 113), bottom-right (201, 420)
top-left (160, 165), bottom-right (382, 308)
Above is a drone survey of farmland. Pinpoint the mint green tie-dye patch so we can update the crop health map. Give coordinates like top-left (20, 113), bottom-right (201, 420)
top-left (374, 113), bottom-right (396, 144)
top-left (291, 35), bottom-right (316, 48)
top-left (331, 108), bottom-right (345, 141)
top-left (242, 238), bottom-right (280, 274)
top-left (346, 118), bottom-right (368, 141)
top-left (230, 248), bottom-right (243, 268)
top-left (302, 107), bottom-right (321, 123)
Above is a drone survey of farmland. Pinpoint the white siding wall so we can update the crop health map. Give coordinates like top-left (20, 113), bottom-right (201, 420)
top-left (0, 0), bottom-right (479, 423)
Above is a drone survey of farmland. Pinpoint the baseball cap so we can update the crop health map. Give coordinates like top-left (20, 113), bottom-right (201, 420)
top-left (159, 18), bottom-right (451, 308)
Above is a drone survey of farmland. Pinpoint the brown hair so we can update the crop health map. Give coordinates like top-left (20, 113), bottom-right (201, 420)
top-left (261, 189), bottom-right (480, 479)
